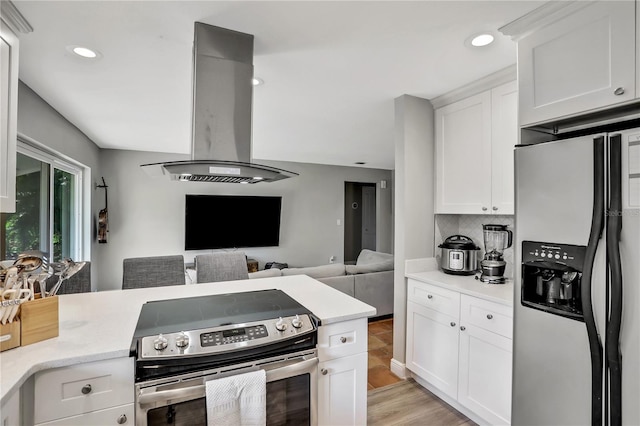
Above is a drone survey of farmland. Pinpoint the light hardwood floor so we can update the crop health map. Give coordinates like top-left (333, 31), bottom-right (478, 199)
top-left (368, 379), bottom-right (477, 426)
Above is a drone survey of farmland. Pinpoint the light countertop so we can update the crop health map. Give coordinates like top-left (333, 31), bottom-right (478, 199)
top-left (405, 258), bottom-right (513, 306)
top-left (0, 275), bottom-right (375, 404)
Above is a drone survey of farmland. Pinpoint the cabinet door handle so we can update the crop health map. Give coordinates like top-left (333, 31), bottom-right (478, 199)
top-left (81, 384), bottom-right (92, 395)
top-left (427, 294), bottom-right (433, 299)
top-left (321, 368), bottom-right (328, 375)
top-left (340, 337), bottom-right (347, 343)
top-left (482, 207), bottom-right (488, 211)
top-left (450, 322), bottom-right (456, 327)
top-left (117, 414), bottom-right (128, 424)
top-left (614, 87), bottom-right (625, 96)
top-left (460, 326), bottom-right (466, 331)
top-left (487, 314), bottom-right (493, 320)
top-left (492, 206), bottom-right (498, 211)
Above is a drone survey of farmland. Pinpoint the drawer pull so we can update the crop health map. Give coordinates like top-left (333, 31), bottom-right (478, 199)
top-left (321, 368), bottom-right (328, 375)
top-left (487, 314), bottom-right (493, 320)
top-left (81, 384), bottom-right (92, 395)
top-left (450, 322), bottom-right (456, 327)
top-left (614, 87), bottom-right (625, 96)
top-left (117, 414), bottom-right (128, 424)
top-left (460, 326), bottom-right (466, 331)
top-left (482, 207), bottom-right (488, 211)
top-left (427, 294), bottom-right (433, 299)
top-left (340, 337), bottom-right (347, 343)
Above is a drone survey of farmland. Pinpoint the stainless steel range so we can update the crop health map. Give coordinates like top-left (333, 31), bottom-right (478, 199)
top-left (130, 289), bottom-right (319, 426)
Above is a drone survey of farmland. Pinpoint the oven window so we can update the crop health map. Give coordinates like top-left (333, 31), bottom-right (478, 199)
top-left (266, 375), bottom-right (310, 425)
top-left (146, 374), bottom-right (311, 426)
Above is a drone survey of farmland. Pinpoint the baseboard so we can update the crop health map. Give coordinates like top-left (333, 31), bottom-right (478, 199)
top-left (389, 358), bottom-right (408, 379)
top-left (369, 313), bottom-right (393, 322)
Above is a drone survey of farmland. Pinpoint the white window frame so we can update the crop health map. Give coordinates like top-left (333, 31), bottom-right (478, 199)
top-left (16, 136), bottom-right (86, 261)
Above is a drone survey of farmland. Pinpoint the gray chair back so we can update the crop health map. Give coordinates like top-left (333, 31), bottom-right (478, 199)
top-left (122, 255), bottom-right (185, 289)
top-left (43, 261), bottom-right (92, 294)
top-left (195, 252), bottom-right (249, 283)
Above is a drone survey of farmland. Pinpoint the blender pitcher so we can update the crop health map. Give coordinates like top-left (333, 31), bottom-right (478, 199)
top-left (482, 224), bottom-right (513, 259)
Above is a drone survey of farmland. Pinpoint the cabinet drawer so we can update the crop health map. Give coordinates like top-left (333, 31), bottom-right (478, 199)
top-left (460, 295), bottom-right (513, 339)
top-left (318, 318), bottom-right (367, 361)
top-left (34, 357), bottom-right (134, 424)
top-left (407, 279), bottom-right (460, 318)
top-left (36, 403), bottom-right (134, 426)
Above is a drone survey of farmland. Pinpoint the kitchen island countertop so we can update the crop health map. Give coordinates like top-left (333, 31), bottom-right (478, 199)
top-left (405, 257), bottom-right (513, 306)
top-left (0, 275), bottom-right (375, 404)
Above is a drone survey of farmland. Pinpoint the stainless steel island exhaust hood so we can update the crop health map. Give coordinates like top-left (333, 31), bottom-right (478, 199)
top-left (141, 23), bottom-right (297, 184)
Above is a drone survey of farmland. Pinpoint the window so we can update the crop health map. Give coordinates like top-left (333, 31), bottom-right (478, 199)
top-left (1, 141), bottom-right (82, 262)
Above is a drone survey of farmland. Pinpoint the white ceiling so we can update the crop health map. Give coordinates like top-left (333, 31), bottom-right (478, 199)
top-left (12, 1), bottom-right (543, 170)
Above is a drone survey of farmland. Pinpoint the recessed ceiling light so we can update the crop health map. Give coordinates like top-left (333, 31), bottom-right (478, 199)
top-left (66, 45), bottom-right (101, 59)
top-left (252, 77), bottom-right (264, 86)
top-left (253, 176), bottom-right (264, 181)
top-left (470, 33), bottom-right (494, 47)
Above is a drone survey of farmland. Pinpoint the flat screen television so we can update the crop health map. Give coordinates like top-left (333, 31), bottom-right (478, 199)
top-left (185, 194), bottom-right (282, 250)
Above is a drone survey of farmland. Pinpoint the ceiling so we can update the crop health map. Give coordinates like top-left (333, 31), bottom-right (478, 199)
top-left (12, 1), bottom-right (543, 170)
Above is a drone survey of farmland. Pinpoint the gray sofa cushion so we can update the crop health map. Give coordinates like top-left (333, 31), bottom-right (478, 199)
top-left (317, 275), bottom-right (355, 297)
top-left (356, 249), bottom-right (393, 265)
top-left (354, 270), bottom-right (394, 317)
top-left (345, 261), bottom-right (394, 275)
top-left (248, 268), bottom-right (282, 279)
top-left (345, 249), bottom-right (394, 274)
top-left (281, 263), bottom-right (346, 278)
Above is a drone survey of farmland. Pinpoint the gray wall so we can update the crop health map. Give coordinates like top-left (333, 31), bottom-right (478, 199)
top-left (393, 95), bottom-right (435, 370)
top-left (16, 81), bottom-right (101, 287)
top-left (97, 149), bottom-right (393, 291)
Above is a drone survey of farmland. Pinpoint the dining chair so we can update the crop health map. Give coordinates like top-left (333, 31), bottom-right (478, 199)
top-left (195, 252), bottom-right (249, 283)
top-left (55, 261), bottom-right (92, 294)
top-left (122, 255), bottom-right (185, 289)
top-left (39, 261), bottom-right (92, 295)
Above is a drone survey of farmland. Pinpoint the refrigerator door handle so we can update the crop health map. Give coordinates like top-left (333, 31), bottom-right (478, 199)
top-left (582, 136), bottom-right (605, 426)
top-left (606, 134), bottom-right (623, 426)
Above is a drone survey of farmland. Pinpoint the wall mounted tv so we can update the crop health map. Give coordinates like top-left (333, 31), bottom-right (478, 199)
top-left (185, 194), bottom-right (282, 250)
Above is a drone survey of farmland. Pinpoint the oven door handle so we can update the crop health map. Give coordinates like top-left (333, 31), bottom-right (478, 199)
top-left (138, 356), bottom-right (319, 406)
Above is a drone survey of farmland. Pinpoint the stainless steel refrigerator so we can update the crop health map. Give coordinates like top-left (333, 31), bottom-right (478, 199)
top-left (513, 125), bottom-right (639, 426)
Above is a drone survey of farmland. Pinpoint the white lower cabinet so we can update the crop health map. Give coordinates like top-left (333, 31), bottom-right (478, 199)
top-left (317, 318), bottom-right (368, 426)
top-left (406, 279), bottom-right (513, 425)
top-left (406, 301), bottom-right (459, 399)
top-left (458, 324), bottom-right (512, 425)
top-left (318, 352), bottom-right (368, 426)
top-left (33, 357), bottom-right (134, 426)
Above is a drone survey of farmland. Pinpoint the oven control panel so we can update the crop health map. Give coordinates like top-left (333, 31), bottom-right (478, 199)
top-left (201, 324), bottom-right (268, 347)
top-left (139, 314), bottom-right (315, 359)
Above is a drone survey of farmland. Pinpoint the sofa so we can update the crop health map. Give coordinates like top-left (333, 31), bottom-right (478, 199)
top-left (249, 249), bottom-right (394, 318)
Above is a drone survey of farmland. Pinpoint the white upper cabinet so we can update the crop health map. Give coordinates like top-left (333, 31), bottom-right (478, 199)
top-left (435, 81), bottom-right (517, 215)
top-left (0, 18), bottom-right (19, 213)
top-left (435, 91), bottom-right (492, 214)
top-left (516, 1), bottom-right (636, 126)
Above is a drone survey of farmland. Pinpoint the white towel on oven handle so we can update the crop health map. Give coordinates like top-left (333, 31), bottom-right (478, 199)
top-left (206, 369), bottom-right (267, 426)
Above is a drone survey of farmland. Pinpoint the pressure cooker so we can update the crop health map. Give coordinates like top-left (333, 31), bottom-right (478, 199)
top-left (438, 235), bottom-right (480, 275)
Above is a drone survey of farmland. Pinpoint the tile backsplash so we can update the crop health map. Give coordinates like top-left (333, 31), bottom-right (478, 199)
top-left (435, 214), bottom-right (515, 278)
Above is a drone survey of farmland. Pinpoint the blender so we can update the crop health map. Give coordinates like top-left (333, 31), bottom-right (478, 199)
top-left (478, 224), bottom-right (513, 284)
